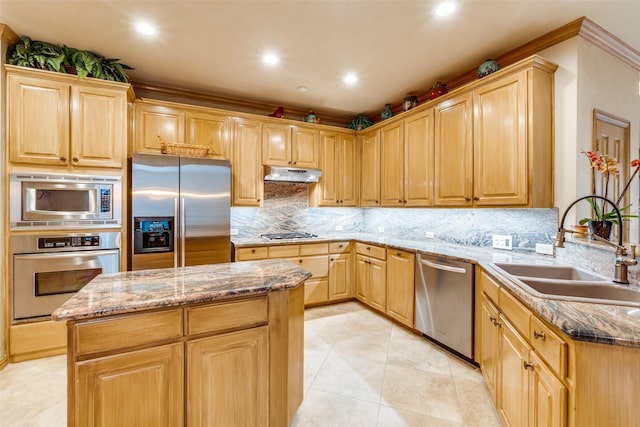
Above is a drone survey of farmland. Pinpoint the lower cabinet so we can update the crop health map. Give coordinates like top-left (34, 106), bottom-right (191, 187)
top-left (187, 327), bottom-right (269, 427)
top-left (355, 243), bottom-right (387, 311)
top-left (75, 343), bottom-right (184, 427)
top-left (328, 242), bottom-right (354, 300)
top-left (385, 249), bottom-right (415, 327)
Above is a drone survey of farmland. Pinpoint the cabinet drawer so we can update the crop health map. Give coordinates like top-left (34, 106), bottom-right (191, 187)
top-left (300, 243), bottom-right (329, 256)
top-left (329, 241), bottom-right (352, 253)
top-left (269, 245), bottom-right (300, 258)
top-left (187, 297), bottom-right (268, 336)
top-left (236, 247), bottom-right (268, 261)
top-left (480, 271), bottom-right (501, 304)
top-left (304, 278), bottom-right (329, 305)
top-left (498, 288), bottom-right (530, 337)
top-left (529, 315), bottom-right (567, 378)
top-left (289, 255), bottom-right (329, 278)
top-left (355, 243), bottom-right (386, 260)
top-left (74, 309), bottom-right (183, 355)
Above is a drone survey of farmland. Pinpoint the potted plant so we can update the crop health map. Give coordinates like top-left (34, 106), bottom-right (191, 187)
top-left (62, 45), bottom-right (133, 82)
top-left (579, 149), bottom-right (640, 239)
top-left (346, 114), bottom-right (373, 130)
top-left (6, 37), bottom-right (65, 73)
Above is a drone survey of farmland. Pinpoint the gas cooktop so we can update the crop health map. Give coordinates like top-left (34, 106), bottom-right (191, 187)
top-left (260, 232), bottom-right (318, 240)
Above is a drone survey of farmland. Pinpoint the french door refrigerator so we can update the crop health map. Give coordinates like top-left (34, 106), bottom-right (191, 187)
top-left (130, 153), bottom-right (231, 271)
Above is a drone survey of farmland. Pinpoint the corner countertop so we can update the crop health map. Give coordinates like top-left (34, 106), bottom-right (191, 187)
top-left (233, 233), bottom-right (640, 349)
top-left (51, 259), bottom-right (312, 322)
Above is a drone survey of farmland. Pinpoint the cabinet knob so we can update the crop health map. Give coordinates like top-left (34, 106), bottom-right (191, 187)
top-left (59, 157), bottom-right (67, 162)
top-left (366, 247), bottom-right (370, 250)
top-left (251, 249), bottom-right (256, 253)
top-left (489, 316), bottom-right (497, 324)
top-left (288, 161), bottom-right (292, 165)
top-left (398, 199), bottom-right (402, 203)
top-left (533, 330), bottom-right (546, 341)
top-left (375, 200), bottom-right (379, 204)
top-left (299, 259), bottom-right (303, 263)
top-left (465, 197), bottom-right (471, 202)
top-left (473, 196), bottom-right (479, 201)
top-left (72, 157), bottom-right (79, 162)
top-left (257, 199), bottom-right (261, 202)
top-left (403, 200), bottom-right (407, 203)
top-left (338, 245), bottom-right (343, 248)
top-left (293, 161), bottom-right (297, 165)
top-left (523, 361), bottom-right (534, 370)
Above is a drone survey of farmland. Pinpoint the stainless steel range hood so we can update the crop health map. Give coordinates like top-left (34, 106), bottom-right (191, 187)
top-left (263, 165), bottom-right (322, 183)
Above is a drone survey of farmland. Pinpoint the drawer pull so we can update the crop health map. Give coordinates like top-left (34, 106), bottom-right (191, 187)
top-left (251, 249), bottom-right (256, 253)
top-left (489, 316), bottom-right (497, 324)
top-left (59, 156), bottom-right (67, 162)
top-left (72, 157), bottom-right (79, 162)
top-left (299, 259), bottom-right (303, 263)
top-left (533, 330), bottom-right (546, 341)
top-left (523, 361), bottom-right (534, 370)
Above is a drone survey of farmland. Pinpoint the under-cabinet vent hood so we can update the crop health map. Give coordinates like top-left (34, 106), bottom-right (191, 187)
top-left (263, 166), bottom-right (322, 183)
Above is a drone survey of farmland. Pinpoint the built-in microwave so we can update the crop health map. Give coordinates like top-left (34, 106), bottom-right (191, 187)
top-left (10, 173), bottom-right (122, 229)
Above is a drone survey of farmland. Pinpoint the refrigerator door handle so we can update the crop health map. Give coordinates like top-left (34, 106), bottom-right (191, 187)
top-left (181, 197), bottom-right (186, 267)
top-left (174, 197), bottom-right (179, 268)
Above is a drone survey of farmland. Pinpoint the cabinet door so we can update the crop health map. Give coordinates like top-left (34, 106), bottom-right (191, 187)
top-left (355, 254), bottom-right (369, 302)
top-left (187, 327), bottom-right (268, 427)
top-left (134, 101), bottom-right (185, 153)
top-left (329, 252), bottom-right (353, 300)
top-left (76, 343), bottom-right (184, 427)
top-left (304, 278), bottom-right (329, 305)
top-left (529, 352), bottom-right (567, 427)
top-left (434, 94), bottom-right (473, 206)
top-left (404, 109), bottom-right (435, 206)
top-left (480, 295), bottom-right (501, 402)
top-left (360, 130), bottom-right (381, 207)
top-left (292, 126), bottom-right (319, 168)
top-left (338, 133), bottom-right (359, 206)
top-left (233, 118), bottom-right (263, 206)
top-left (8, 74), bottom-right (70, 165)
top-left (262, 122), bottom-right (291, 166)
top-left (316, 131), bottom-right (339, 206)
top-left (368, 257), bottom-right (387, 312)
top-left (499, 316), bottom-right (531, 427)
top-left (380, 121), bottom-right (405, 207)
top-left (186, 110), bottom-right (230, 159)
top-left (473, 71), bottom-right (528, 206)
top-left (386, 250), bottom-right (415, 327)
top-left (71, 85), bottom-right (127, 168)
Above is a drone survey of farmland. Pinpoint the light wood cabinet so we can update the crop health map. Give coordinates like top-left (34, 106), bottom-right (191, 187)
top-left (355, 243), bottom-right (387, 311)
top-left (360, 129), bottom-right (381, 207)
top-left (75, 343), bottom-right (184, 427)
top-left (404, 109), bottom-right (435, 206)
top-left (262, 123), bottom-right (319, 168)
top-left (380, 121), bottom-right (405, 206)
top-left (232, 117), bottom-right (263, 206)
top-left (134, 99), bottom-right (230, 159)
top-left (187, 327), bottom-right (268, 427)
top-left (480, 295), bottom-right (501, 401)
top-left (7, 66), bottom-right (130, 169)
top-left (312, 131), bottom-right (358, 206)
top-left (328, 242), bottom-right (354, 300)
top-left (385, 249), bottom-right (415, 328)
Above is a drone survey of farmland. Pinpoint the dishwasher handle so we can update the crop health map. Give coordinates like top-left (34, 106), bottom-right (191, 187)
top-left (420, 258), bottom-right (468, 274)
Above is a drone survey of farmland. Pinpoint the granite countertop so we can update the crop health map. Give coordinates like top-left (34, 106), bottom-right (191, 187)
top-left (52, 259), bottom-right (312, 322)
top-left (233, 233), bottom-right (640, 349)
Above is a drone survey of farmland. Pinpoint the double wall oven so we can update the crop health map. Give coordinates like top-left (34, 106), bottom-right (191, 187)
top-left (9, 173), bottom-right (123, 322)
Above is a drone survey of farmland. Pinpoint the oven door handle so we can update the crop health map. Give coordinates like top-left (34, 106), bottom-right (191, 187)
top-left (14, 249), bottom-right (121, 262)
top-left (419, 258), bottom-right (468, 274)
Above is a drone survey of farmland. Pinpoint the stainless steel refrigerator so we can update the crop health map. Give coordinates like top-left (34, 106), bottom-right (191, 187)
top-left (129, 153), bottom-right (231, 271)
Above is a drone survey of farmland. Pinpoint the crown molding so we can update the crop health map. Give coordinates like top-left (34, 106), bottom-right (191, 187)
top-left (0, 23), bottom-right (19, 45)
top-left (578, 17), bottom-right (640, 71)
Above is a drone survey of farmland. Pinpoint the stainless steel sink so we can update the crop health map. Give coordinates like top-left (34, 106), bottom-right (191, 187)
top-left (493, 263), bottom-right (607, 281)
top-left (491, 263), bottom-right (640, 307)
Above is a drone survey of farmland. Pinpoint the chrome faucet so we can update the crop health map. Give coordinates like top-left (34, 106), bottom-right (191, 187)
top-left (554, 195), bottom-right (637, 284)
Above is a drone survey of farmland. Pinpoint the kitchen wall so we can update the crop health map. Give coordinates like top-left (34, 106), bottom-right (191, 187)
top-left (0, 29), bottom-right (9, 365)
top-left (231, 182), bottom-right (558, 250)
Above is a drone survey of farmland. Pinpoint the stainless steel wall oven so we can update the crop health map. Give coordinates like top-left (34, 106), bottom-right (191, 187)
top-left (11, 232), bottom-right (120, 322)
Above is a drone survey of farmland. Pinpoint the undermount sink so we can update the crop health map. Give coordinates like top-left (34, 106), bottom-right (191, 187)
top-left (491, 263), bottom-right (640, 307)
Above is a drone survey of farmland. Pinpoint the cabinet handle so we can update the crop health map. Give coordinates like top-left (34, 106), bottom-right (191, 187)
top-left (375, 200), bottom-right (379, 204)
top-left (251, 249), bottom-right (256, 253)
top-left (533, 330), bottom-right (546, 341)
top-left (288, 161), bottom-right (292, 165)
top-left (338, 245), bottom-right (343, 248)
top-left (489, 316), bottom-right (497, 324)
top-left (465, 197), bottom-right (471, 202)
top-left (398, 199), bottom-right (402, 203)
top-left (257, 199), bottom-right (261, 202)
top-left (396, 252), bottom-right (402, 256)
top-left (523, 361), bottom-right (534, 370)
top-left (72, 157), bottom-right (79, 162)
top-left (293, 161), bottom-right (297, 165)
top-left (299, 259), bottom-right (303, 263)
top-left (59, 156), bottom-right (67, 162)
top-left (366, 247), bottom-right (370, 250)
top-left (403, 200), bottom-right (407, 203)
top-left (473, 196), bottom-right (479, 201)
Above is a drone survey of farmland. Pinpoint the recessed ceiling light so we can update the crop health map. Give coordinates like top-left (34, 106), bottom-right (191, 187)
top-left (297, 85), bottom-right (309, 93)
top-left (343, 74), bottom-right (358, 85)
top-left (434, 1), bottom-right (457, 17)
top-left (263, 53), bottom-right (279, 65)
top-left (135, 21), bottom-right (157, 36)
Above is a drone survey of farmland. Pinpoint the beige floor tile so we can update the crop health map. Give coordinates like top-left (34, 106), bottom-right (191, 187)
top-left (387, 335), bottom-right (451, 375)
top-left (382, 364), bottom-right (464, 424)
top-left (377, 405), bottom-right (467, 427)
top-left (331, 332), bottom-right (390, 363)
top-left (290, 388), bottom-right (380, 427)
top-left (452, 375), bottom-right (502, 427)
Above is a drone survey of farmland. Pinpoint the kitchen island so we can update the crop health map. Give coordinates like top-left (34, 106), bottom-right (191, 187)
top-left (52, 259), bottom-right (312, 427)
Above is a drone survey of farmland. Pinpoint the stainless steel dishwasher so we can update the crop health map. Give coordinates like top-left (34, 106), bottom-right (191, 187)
top-left (415, 253), bottom-right (474, 360)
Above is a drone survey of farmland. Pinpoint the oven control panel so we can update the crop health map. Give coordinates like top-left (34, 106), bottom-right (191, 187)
top-left (38, 235), bottom-right (100, 249)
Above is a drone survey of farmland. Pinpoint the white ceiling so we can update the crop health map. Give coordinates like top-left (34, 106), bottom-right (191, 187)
top-left (2, 0), bottom-right (639, 118)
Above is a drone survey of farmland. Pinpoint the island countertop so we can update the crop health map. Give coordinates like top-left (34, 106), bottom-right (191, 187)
top-left (51, 259), bottom-right (312, 321)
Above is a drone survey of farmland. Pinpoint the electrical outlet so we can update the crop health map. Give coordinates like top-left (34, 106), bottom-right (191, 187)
top-left (230, 228), bottom-right (239, 236)
top-left (535, 243), bottom-right (554, 255)
top-left (425, 231), bottom-right (435, 239)
top-left (335, 225), bottom-right (344, 231)
top-left (492, 234), bottom-right (513, 250)
top-left (378, 226), bottom-right (385, 233)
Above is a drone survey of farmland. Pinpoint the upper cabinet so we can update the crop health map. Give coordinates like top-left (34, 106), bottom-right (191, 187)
top-left (232, 117), bottom-right (263, 206)
top-left (380, 121), bottom-right (405, 207)
top-left (311, 130), bottom-right (358, 207)
top-left (360, 129), bottom-right (381, 207)
top-left (134, 99), bottom-right (230, 160)
top-left (7, 65), bottom-right (132, 169)
top-left (262, 123), bottom-right (319, 168)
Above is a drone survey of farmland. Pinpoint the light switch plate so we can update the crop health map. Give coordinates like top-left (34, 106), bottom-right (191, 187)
top-left (492, 234), bottom-right (513, 250)
top-left (425, 231), bottom-right (435, 239)
top-left (230, 228), bottom-right (239, 236)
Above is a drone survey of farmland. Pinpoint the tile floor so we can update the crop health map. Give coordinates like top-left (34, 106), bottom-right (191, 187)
top-left (0, 301), bottom-right (502, 426)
